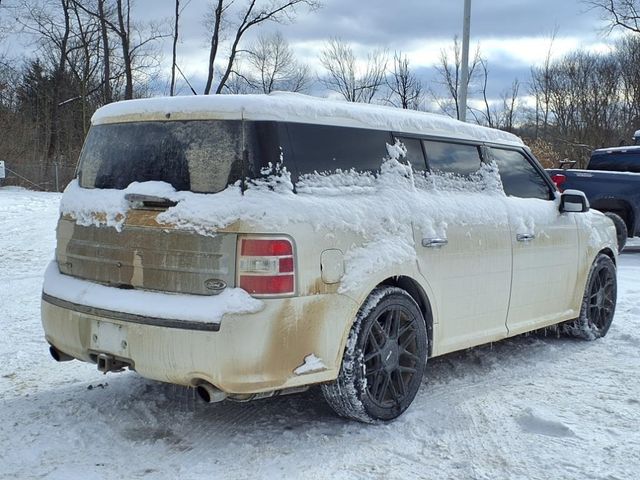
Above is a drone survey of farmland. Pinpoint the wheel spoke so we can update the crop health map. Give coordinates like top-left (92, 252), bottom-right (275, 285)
top-left (370, 369), bottom-right (386, 401)
top-left (394, 369), bottom-right (407, 398)
top-left (391, 309), bottom-right (401, 340)
top-left (364, 331), bottom-right (383, 362)
top-left (386, 372), bottom-right (399, 405)
top-left (385, 310), bottom-right (395, 337)
top-left (400, 347), bottom-right (420, 362)
top-left (400, 329), bottom-right (417, 349)
top-left (398, 365), bottom-right (417, 374)
top-left (372, 318), bottom-right (387, 343)
top-left (365, 364), bottom-right (384, 377)
top-left (378, 373), bottom-right (391, 403)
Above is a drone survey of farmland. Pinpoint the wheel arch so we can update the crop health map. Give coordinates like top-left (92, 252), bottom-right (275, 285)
top-left (379, 276), bottom-right (434, 358)
top-left (598, 247), bottom-right (616, 266)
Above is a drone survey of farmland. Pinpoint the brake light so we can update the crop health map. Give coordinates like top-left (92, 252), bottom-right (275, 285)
top-left (237, 237), bottom-right (296, 296)
top-left (551, 173), bottom-right (567, 192)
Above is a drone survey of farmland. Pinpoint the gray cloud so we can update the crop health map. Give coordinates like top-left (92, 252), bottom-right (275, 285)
top-left (135, 0), bottom-right (611, 98)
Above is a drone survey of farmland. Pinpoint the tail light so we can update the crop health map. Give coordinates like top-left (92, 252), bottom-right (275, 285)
top-left (551, 173), bottom-right (567, 192)
top-left (237, 236), bottom-right (296, 297)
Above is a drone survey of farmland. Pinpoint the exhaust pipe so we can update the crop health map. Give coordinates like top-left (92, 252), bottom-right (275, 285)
top-left (49, 345), bottom-right (73, 362)
top-left (195, 382), bottom-right (227, 403)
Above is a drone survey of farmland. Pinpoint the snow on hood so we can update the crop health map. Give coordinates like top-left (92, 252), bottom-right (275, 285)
top-left (91, 92), bottom-right (524, 147)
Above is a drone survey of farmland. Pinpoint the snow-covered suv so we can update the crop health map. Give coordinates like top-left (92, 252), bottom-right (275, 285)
top-left (41, 93), bottom-right (618, 422)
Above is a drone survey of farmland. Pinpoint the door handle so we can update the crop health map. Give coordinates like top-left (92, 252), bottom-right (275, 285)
top-left (422, 238), bottom-right (448, 248)
top-left (516, 233), bottom-right (536, 242)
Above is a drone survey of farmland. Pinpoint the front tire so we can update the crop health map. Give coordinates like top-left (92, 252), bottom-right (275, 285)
top-left (322, 286), bottom-right (428, 422)
top-left (564, 254), bottom-right (617, 340)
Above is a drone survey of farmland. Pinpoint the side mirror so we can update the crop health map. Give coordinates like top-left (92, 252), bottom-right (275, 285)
top-left (560, 189), bottom-right (589, 213)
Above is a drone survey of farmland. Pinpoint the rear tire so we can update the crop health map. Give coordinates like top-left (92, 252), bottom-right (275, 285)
top-left (564, 254), bottom-right (617, 340)
top-left (604, 212), bottom-right (627, 252)
top-left (322, 286), bottom-right (428, 422)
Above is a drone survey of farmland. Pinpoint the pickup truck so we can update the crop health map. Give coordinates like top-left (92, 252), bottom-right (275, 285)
top-left (547, 144), bottom-right (640, 251)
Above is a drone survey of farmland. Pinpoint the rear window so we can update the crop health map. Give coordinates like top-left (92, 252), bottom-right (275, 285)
top-left (588, 151), bottom-right (640, 173)
top-left (78, 120), bottom-right (280, 193)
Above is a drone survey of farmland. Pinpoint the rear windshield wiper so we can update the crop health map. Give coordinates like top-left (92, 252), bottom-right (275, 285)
top-left (124, 193), bottom-right (178, 210)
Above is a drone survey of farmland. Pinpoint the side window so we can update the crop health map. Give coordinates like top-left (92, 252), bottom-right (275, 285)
top-left (286, 123), bottom-right (391, 176)
top-left (490, 148), bottom-right (552, 200)
top-left (394, 136), bottom-right (426, 171)
top-left (588, 152), bottom-right (640, 173)
top-left (423, 140), bottom-right (481, 176)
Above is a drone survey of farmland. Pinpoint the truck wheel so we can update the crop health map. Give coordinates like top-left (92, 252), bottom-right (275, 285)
top-left (321, 286), bottom-right (428, 423)
top-left (563, 254), bottom-right (616, 340)
top-left (604, 212), bottom-right (627, 252)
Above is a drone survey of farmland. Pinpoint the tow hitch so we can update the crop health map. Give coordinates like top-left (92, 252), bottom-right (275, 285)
top-left (96, 353), bottom-right (128, 373)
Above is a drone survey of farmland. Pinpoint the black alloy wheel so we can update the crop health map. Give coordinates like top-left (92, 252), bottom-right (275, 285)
top-left (322, 287), bottom-right (428, 422)
top-left (363, 304), bottom-right (421, 411)
top-left (565, 254), bottom-right (617, 340)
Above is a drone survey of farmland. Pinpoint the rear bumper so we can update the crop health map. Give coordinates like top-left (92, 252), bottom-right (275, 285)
top-left (41, 291), bottom-right (358, 395)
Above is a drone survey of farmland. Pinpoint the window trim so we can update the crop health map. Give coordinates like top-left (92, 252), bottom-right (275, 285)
top-left (392, 135), bottom-right (428, 170)
top-left (486, 146), bottom-right (556, 200)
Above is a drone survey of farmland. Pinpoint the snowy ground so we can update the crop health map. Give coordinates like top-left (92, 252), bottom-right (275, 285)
top-left (1, 187), bottom-right (639, 480)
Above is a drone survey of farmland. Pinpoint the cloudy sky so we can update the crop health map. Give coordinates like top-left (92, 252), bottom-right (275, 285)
top-left (10, 0), bottom-right (620, 101)
top-left (128, 0), bottom-right (617, 100)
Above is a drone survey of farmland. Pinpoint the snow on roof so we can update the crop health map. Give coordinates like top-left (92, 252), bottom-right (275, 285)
top-left (593, 145), bottom-right (640, 154)
top-left (91, 92), bottom-right (524, 147)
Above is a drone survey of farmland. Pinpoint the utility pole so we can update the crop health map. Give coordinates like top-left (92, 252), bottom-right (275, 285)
top-left (459, 0), bottom-right (472, 122)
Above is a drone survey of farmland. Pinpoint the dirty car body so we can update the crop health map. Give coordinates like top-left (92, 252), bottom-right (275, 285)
top-left (41, 93), bottom-right (618, 421)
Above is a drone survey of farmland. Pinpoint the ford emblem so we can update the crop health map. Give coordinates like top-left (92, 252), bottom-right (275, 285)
top-left (204, 279), bottom-right (227, 294)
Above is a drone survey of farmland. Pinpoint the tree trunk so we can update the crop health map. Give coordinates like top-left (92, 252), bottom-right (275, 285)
top-left (46, 0), bottom-right (71, 166)
top-left (116, 0), bottom-right (133, 99)
top-left (204, 0), bottom-right (223, 95)
top-left (98, 0), bottom-right (112, 104)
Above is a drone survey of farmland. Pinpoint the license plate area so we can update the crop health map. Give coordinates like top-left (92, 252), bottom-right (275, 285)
top-left (90, 320), bottom-right (129, 357)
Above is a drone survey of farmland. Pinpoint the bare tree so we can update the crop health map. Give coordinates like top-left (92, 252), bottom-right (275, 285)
top-left (616, 34), bottom-right (640, 132)
top-left (499, 78), bottom-right (520, 132)
top-left (386, 52), bottom-right (423, 109)
top-left (67, 1), bottom-right (101, 132)
top-left (586, 0), bottom-right (640, 34)
top-left (241, 31), bottom-right (309, 93)
top-left (529, 29), bottom-right (557, 137)
top-left (96, 0), bottom-right (111, 103)
top-left (466, 58), bottom-right (519, 130)
top-left (319, 38), bottom-right (388, 103)
top-left (431, 36), bottom-right (480, 119)
top-left (73, 0), bottom-right (168, 100)
top-left (19, 0), bottom-right (72, 161)
top-left (203, 0), bottom-right (320, 95)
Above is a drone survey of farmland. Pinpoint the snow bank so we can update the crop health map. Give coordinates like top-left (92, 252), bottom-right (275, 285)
top-left (91, 92), bottom-right (524, 147)
top-left (42, 262), bottom-right (263, 324)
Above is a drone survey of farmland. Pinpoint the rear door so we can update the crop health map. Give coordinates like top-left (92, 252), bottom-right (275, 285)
top-left (410, 138), bottom-right (512, 355)
top-left (488, 147), bottom-right (580, 336)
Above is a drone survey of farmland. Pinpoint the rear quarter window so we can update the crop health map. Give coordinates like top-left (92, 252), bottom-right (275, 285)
top-left (423, 141), bottom-right (482, 176)
top-left (286, 123), bottom-right (392, 177)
